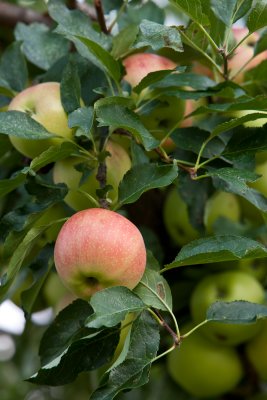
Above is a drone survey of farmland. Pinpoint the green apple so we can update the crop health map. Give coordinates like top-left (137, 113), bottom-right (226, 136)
top-left (167, 322), bottom-right (244, 398)
top-left (35, 203), bottom-right (69, 244)
top-left (232, 109), bottom-right (267, 128)
top-left (190, 270), bottom-right (265, 345)
top-left (245, 319), bottom-right (267, 381)
top-left (54, 208), bottom-right (147, 299)
top-left (204, 191), bottom-right (241, 234)
top-left (238, 258), bottom-right (267, 283)
top-left (53, 140), bottom-right (131, 211)
top-left (163, 187), bottom-right (200, 247)
top-left (249, 160), bottom-right (267, 197)
top-left (43, 272), bottom-right (72, 308)
top-left (8, 82), bottom-right (75, 159)
top-left (239, 197), bottom-right (264, 226)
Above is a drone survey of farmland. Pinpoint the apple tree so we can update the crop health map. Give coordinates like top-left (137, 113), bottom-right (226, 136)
top-left (1, 0), bottom-right (267, 399)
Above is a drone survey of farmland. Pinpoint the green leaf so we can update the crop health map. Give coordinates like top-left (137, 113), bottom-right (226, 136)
top-left (118, 163), bottom-right (178, 206)
top-left (247, 0), bottom-right (267, 33)
top-left (15, 23), bottom-right (69, 71)
top-left (0, 172), bottom-right (26, 198)
top-left (90, 311), bottom-right (160, 400)
top-left (60, 60), bottom-right (81, 114)
top-left (255, 30), bottom-right (267, 56)
top-left (207, 300), bottom-right (267, 323)
top-left (0, 41), bottom-right (28, 92)
top-left (170, 0), bottom-right (209, 25)
top-left (208, 167), bottom-right (267, 214)
top-left (0, 111), bottom-right (55, 139)
top-left (95, 103), bottom-right (159, 151)
top-left (111, 24), bottom-right (139, 59)
top-left (134, 269), bottom-right (172, 311)
top-left (0, 77), bottom-right (15, 97)
top-left (210, 0), bottom-right (251, 26)
top-left (133, 20), bottom-right (183, 52)
top-left (165, 235), bottom-right (267, 270)
top-left (211, 112), bottom-right (267, 137)
top-left (68, 107), bottom-right (94, 138)
top-left (86, 287), bottom-right (146, 329)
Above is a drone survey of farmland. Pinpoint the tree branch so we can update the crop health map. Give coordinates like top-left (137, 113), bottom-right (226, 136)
top-left (94, 0), bottom-right (108, 34)
top-left (0, 1), bottom-right (51, 27)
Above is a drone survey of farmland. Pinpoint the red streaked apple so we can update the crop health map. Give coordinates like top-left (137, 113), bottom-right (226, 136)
top-left (54, 208), bottom-right (147, 299)
top-left (123, 53), bottom-right (176, 87)
top-left (53, 140), bottom-right (131, 211)
top-left (8, 82), bottom-right (74, 159)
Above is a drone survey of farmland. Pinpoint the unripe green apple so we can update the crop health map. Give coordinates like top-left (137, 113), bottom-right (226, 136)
top-left (43, 272), bottom-right (73, 308)
top-left (8, 82), bottom-right (74, 159)
top-left (204, 191), bottom-right (241, 234)
top-left (35, 204), bottom-right (69, 244)
top-left (190, 270), bottom-right (265, 345)
top-left (53, 140), bottom-right (131, 211)
top-left (245, 319), bottom-right (267, 381)
top-left (54, 208), bottom-right (146, 299)
top-left (249, 160), bottom-right (267, 197)
top-left (163, 187), bottom-right (200, 247)
top-left (232, 109), bottom-right (267, 128)
top-left (123, 53), bottom-right (176, 88)
top-left (238, 258), bottom-right (267, 283)
top-left (167, 323), bottom-right (244, 398)
top-left (239, 197), bottom-right (264, 226)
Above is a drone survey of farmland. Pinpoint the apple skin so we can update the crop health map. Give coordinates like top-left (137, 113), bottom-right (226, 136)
top-left (8, 82), bottom-right (74, 159)
top-left (167, 322), bottom-right (244, 398)
top-left (245, 319), bottom-right (267, 382)
top-left (204, 191), bottom-right (241, 234)
top-left (123, 53), bottom-right (176, 87)
top-left (249, 160), bottom-right (267, 197)
top-left (190, 270), bottom-right (265, 346)
top-left (54, 208), bottom-right (147, 299)
top-left (163, 187), bottom-right (200, 247)
top-left (53, 140), bottom-right (131, 211)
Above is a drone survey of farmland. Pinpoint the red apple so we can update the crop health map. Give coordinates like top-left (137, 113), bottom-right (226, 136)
top-left (54, 208), bottom-right (147, 299)
top-left (8, 82), bottom-right (75, 158)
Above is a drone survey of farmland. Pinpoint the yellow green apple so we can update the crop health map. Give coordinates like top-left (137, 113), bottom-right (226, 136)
top-left (167, 322), bottom-right (244, 398)
top-left (190, 270), bottom-right (265, 345)
top-left (8, 82), bottom-right (75, 158)
top-left (53, 140), bottom-right (131, 211)
top-left (249, 160), bottom-right (267, 197)
top-left (54, 208), bottom-right (147, 299)
top-left (245, 319), bottom-right (267, 381)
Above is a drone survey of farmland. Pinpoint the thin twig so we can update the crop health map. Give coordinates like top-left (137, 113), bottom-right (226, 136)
top-left (94, 0), bottom-right (108, 34)
top-left (0, 1), bottom-right (51, 27)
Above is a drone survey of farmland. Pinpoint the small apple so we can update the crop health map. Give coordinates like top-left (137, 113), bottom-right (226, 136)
top-left (53, 140), bottom-right (131, 211)
top-left (238, 258), bottom-right (267, 283)
top-left (245, 319), bottom-right (267, 381)
top-left (190, 270), bottom-right (265, 345)
top-left (163, 187), bottom-right (200, 247)
top-left (8, 82), bottom-right (75, 159)
top-left (123, 53), bottom-right (176, 88)
top-left (43, 272), bottom-right (73, 308)
top-left (54, 208), bottom-right (147, 299)
top-left (204, 191), bottom-right (241, 234)
top-left (249, 160), bottom-right (267, 197)
top-left (167, 322), bottom-right (244, 398)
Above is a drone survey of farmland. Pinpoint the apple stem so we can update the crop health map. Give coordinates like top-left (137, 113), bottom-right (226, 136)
top-left (94, 0), bottom-right (108, 34)
top-left (154, 308), bottom-right (180, 346)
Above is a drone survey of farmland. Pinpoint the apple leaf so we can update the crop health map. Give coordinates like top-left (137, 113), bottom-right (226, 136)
top-left (68, 107), bottom-right (94, 138)
top-left (90, 311), bottom-right (160, 400)
top-left (151, 72), bottom-right (216, 91)
top-left (14, 23), bottom-right (69, 71)
top-left (134, 268), bottom-right (172, 311)
top-left (0, 41), bottom-right (28, 92)
top-left (208, 167), bottom-right (267, 214)
top-left (29, 300), bottom-right (120, 386)
top-left (165, 235), bottom-right (267, 270)
top-left (0, 111), bottom-right (56, 139)
top-left (207, 300), bottom-right (267, 323)
top-left (95, 103), bottom-right (159, 151)
top-left (0, 172), bottom-right (26, 198)
top-left (247, 0), bottom-right (267, 33)
top-left (210, 0), bottom-right (251, 26)
top-left (86, 287), bottom-right (146, 329)
top-left (60, 59), bottom-right (81, 114)
top-left (254, 30), bottom-right (267, 55)
top-left (211, 113), bottom-right (267, 138)
top-left (111, 24), bottom-right (139, 59)
top-left (133, 20), bottom-right (183, 52)
top-left (170, 0), bottom-right (209, 25)
top-left (118, 163), bottom-right (178, 206)
top-left (0, 77), bottom-right (15, 97)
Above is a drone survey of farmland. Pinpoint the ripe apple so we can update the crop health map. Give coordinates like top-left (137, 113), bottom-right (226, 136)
top-left (204, 191), bottom-right (241, 234)
top-left (249, 160), bottom-right (267, 197)
top-left (167, 322), bottom-right (244, 398)
top-left (190, 270), bottom-right (265, 345)
top-left (53, 140), bottom-right (131, 211)
top-left (54, 208), bottom-right (146, 299)
top-left (163, 187), bottom-right (200, 247)
top-left (245, 319), bottom-right (267, 381)
top-left (8, 82), bottom-right (75, 159)
top-left (123, 53), bottom-right (176, 88)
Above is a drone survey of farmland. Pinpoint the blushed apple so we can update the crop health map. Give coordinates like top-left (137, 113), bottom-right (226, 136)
top-left (8, 82), bottom-right (75, 158)
top-left (167, 322), bottom-right (244, 398)
top-left (54, 208), bottom-right (147, 299)
top-left (190, 270), bottom-right (265, 345)
top-left (53, 140), bottom-right (131, 211)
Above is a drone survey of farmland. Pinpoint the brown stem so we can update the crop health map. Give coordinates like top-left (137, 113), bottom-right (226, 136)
top-left (219, 47), bottom-right (229, 81)
top-left (154, 309), bottom-right (180, 346)
top-left (0, 1), bottom-right (51, 27)
top-left (94, 0), bottom-right (108, 34)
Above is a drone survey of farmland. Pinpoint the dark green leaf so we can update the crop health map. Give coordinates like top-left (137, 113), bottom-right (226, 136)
top-left (0, 172), bottom-right (26, 198)
top-left (207, 300), bottom-right (267, 323)
top-left (118, 163), bottom-right (178, 206)
top-left (247, 0), bottom-right (267, 33)
top-left (112, 24), bottom-right (139, 59)
top-left (60, 60), bottom-right (81, 114)
top-left (170, 0), bottom-right (209, 25)
top-left (0, 41), bottom-right (28, 92)
top-left (68, 107), bottom-right (94, 138)
top-left (165, 235), bottom-right (267, 270)
top-left (86, 287), bottom-right (146, 329)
